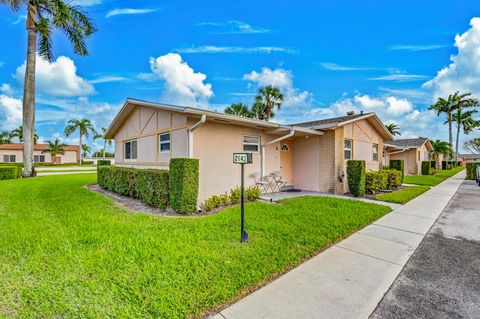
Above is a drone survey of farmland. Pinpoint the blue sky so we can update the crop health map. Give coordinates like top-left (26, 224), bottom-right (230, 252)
top-left (0, 0), bottom-right (479, 152)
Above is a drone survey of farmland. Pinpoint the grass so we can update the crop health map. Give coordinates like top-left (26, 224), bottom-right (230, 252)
top-left (38, 169), bottom-right (97, 173)
top-left (0, 174), bottom-right (391, 318)
top-left (376, 186), bottom-right (430, 204)
top-left (404, 166), bottom-right (465, 186)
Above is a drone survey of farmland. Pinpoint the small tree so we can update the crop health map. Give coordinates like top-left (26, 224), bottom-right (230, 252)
top-left (81, 144), bottom-right (91, 159)
top-left (65, 118), bottom-right (96, 163)
top-left (0, 131), bottom-right (13, 144)
top-left (346, 160), bottom-right (366, 197)
top-left (254, 85), bottom-right (284, 121)
top-left (10, 125), bottom-right (38, 143)
top-left (385, 123), bottom-right (400, 136)
top-left (42, 138), bottom-right (66, 163)
top-left (224, 103), bottom-right (254, 118)
top-left (94, 127), bottom-right (112, 159)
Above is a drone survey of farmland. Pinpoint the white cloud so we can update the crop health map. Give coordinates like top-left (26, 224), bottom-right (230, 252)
top-left (423, 17), bottom-right (480, 99)
top-left (11, 14), bottom-right (26, 25)
top-left (0, 84), bottom-right (14, 95)
top-left (390, 44), bottom-right (446, 51)
top-left (148, 53), bottom-right (213, 106)
top-left (198, 20), bottom-right (270, 34)
top-left (89, 76), bottom-right (127, 84)
top-left (176, 45), bottom-right (295, 54)
top-left (0, 94), bottom-right (22, 130)
top-left (71, 0), bottom-right (102, 6)
top-left (106, 8), bottom-right (159, 18)
top-left (15, 55), bottom-right (95, 97)
top-left (369, 73), bottom-right (429, 82)
top-left (319, 63), bottom-right (374, 71)
top-left (244, 68), bottom-right (294, 88)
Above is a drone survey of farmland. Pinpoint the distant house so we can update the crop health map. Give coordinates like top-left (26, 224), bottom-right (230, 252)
top-left (459, 153), bottom-right (480, 163)
top-left (105, 99), bottom-right (393, 202)
top-left (384, 137), bottom-right (433, 175)
top-left (0, 144), bottom-right (80, 164)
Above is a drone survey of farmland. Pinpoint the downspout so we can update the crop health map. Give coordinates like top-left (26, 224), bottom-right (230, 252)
top-left (261, 128), bottom-right (295, 177)
top-left (188, 114), bottom-right (206, 158)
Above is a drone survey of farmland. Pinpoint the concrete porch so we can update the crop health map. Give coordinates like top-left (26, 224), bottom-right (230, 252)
top-left (259, 190), bottom-right (402, 209)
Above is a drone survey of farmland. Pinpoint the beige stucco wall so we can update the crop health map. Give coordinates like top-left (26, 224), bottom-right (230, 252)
top-left (113, 105), bottom-right (188, 168)
top-left (292, 136), bottom-right (320, 191)
top-left (386, 144), bottom-right (431, 175)
top-left (0, 149), bottom-right (78, 163)
top-left (192, 121), bottom-right (281, 203)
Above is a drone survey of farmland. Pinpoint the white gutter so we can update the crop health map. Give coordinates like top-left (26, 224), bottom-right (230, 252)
top-left (188, 114), bottom-right (206, 158)
top-left (261, 128), bottom-right (295, 177)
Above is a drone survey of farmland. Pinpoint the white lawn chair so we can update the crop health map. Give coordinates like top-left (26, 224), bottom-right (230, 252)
top-left (270, 171), bottom-right (288, 192)
top-left (251, 172), bottom-right (269, 194)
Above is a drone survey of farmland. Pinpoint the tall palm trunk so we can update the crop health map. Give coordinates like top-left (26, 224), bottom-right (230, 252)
top-left (22, 4), bottom-right (37, 177)
top-left (265, 101), bottom-right (271, 121)
top-left (79, 133), bottom-right (83, 164)
top-left (455, 121), bottom-right (461, 161)
top-left (447, 112), bottom-right (453, 158)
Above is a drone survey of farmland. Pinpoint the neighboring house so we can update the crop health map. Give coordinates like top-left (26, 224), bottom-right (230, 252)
top-left (105, 99), bottom-right (393, 203)
top-left (459, 153), bottom-right (480, 163)
top-left (384, 137), bottom-right (433, 175)
top-left (0, 144), bottom-right (80, 164)
top-left (83, 157), bottom-right (116, 165)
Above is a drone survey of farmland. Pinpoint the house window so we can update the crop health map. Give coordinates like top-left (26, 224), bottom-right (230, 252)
top-left (2, 155), bottom-right (16, 163)
top-left (159, 132), bottom-right (171, 153)
top-left (344, 139), bottom-right (353, 160)
top-left (243, 136), bottom-right (260, 153)
top-left (34, 155), bottom-right (45, 163)
top-left (124, 140), bottom-right (137, 160)
top-left (372, 144), bottom-right (379, 162)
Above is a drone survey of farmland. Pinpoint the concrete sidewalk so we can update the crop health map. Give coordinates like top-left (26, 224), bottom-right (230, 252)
top-left (212, 170), bottom-right (466, 319)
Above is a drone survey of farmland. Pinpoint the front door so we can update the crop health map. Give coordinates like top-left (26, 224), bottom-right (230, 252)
top-left (280, 140), bottom-right (293, 184)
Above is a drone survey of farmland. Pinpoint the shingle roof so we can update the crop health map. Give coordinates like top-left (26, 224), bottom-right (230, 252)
top-left (291, 112), bottom-right (374, 128)
top-left (459, 153), bottom-right (480, 159)
top-left (0, 143), bottom-right (80, 151)
top-left (384, 137), bottom-right (429, 149)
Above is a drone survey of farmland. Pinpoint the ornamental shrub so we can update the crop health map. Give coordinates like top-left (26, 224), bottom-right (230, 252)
top-left (365, 170), bottom-right (388, 195)
top-left (430, 161), bottom-right (436, 169)
top-left (466, 162), bottom-right (480, 180)
top-left (389, 160), bottom-right (405, 183)
top-left (203, 195), bottom-right (221, 211)
top-left (229, 187), bottom-right (241, 204)
top-left (97, 160), bottom-right (111, 166)
top-left (421, 161), bottom-right (431, 175)
top-left (245, 186), bottom-right (261, 201)
top-left (0, 166), bottom-right (19, 180)
top-left (169, 158), bottom-right (199, 214)
top-left (347, 160), bottom-right (366, 197)
top-left (384, 169), bottom-right (402, 189)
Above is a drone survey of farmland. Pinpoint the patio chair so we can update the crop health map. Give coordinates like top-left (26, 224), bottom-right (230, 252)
top-left (270, 171), bottom-right (288, 192)
top-left (251, 172), bottom-right (269, 194)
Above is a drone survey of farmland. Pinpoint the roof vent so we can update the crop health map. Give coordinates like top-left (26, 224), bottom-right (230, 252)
top-left (360, 110), bottom-right (364, 115)
top-left (346, 111), bottom-right (355, 116)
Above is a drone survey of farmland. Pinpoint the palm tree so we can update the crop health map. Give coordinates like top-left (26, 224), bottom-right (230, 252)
top-left (224, 103), bottom-right (254, 118)
top-left (0, 131), bottom-right (13, 144)
top-left (464, 137), bottom-right (480, 154)
top-left (81, 144), bottom-right (91, 159)
top-left (94, 127), bottom-right (112, 159)
top-left (10, 125), bottom-right (38, 143)
top-left (429, 95), bottom-right (455, 149)
top-left (64, 118), bottom-right (96, 163)
top-left (430, 139), bottom-right (453, 169)
top-left (385, 123), bottom-right (400, 137)
top-left (1, 0), bottom-right (96, 177)
top-left (254, 85), bottom-right (284, 121)
top-left (42, 138), bottom-right (66, 163)
top-left (452, 108), bottom-right (479, 160)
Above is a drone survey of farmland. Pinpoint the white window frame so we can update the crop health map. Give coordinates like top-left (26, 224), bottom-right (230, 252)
top-left (243, 136), bottom-right (260, 153)
top-left (124, 140), bottom-right (138, 162)
top-left (372, 143), bottom-right (379, 162)
top-left (2, 155), bottom-right (16, 163)
top-left (159, 132), bottom-right (171, 153)
top-left (34, 155), bottom-right (46, 163)
top-left (344, 139), bottom-right (353, 160)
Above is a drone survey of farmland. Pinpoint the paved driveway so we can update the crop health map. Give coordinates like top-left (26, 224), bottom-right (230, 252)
top-left (371, 180), bottom-right (480, 319)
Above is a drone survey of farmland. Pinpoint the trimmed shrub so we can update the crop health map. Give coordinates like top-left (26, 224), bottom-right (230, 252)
top-left (347, 160), bottom-right (366, 197)
top-left (430, 161), bottom-right (436, 169)
top-left (82, 160), bottom-right (94, 165)
top-left (421, 161), bottom-right (431, 175)
top-left (383, 165), bottom-right (390, 170)
top-left (365, 170), bottom-right (388, 195)
top-left (466, 162), bottom-right (480, 180)
top-left (0, 166), bottom-right (20, 181)
top-left (384, 169), bottom-right (402, 189)
top-left (169, 158), bottom-right (199, 214)
top-left (97, 160), bottom-right (111, 166)
top-left (97, 166), bottom-right (169, 209)
top-left (229, 187), bottom-right (241, 204)
top-left (203, 195), bottom-right (221, 211)
top-left (245, 186), bottom-right (261, 201)
top-left (441, 161), bottom-right (447, 170)
top-left (390, 160), bottom-right (405, 183)
top-left (219, 193), bottom-right (230, 206)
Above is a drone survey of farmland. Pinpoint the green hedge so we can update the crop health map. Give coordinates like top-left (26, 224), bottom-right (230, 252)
top-left (430, 161), bottom-right (436, 169)
top-left (466, 162), bottom-right (480, 180)
top-left (384, 169), bottom-right (403, 189)
top-left (365, 170), bottom-right (387, 195)
top-left (97, 160), bottom-right (111, 166)
top-left (421, 161), bottom-right (431, 175)
top-left (390, 160), bottom-right (404, 183)
top-left (0, 166), bottom-right (20, 180)
top-left (169, 158), bottom-right (199, 214)
top-left (97, 166), bottom-right (169, 209)
top-left (347, 160), bottom-right (365, 197)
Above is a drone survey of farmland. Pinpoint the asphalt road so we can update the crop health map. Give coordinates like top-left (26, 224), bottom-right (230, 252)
top-left (370, 180), bottom-right (480, 319)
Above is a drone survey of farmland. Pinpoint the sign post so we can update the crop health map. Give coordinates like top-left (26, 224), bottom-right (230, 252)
top-left (233, 153), bottom-right (252, 243)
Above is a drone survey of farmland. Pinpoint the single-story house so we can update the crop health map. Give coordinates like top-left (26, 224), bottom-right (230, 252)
top-left (0, 143), bottom-right (80, 164)
top-left (105, 99), bottom-right (393, 203)
top-left (459, 153), bottom-right (480, 163)
top-left (383, 137), bottom-right (433, 175)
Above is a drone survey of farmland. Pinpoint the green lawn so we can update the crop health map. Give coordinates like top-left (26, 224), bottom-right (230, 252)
top-left (404, 166), bottom-right (465, 186)
top-left (0, 175), bottom-right (391, 318)
top-left (376, 186), bottom-right (430, 204)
